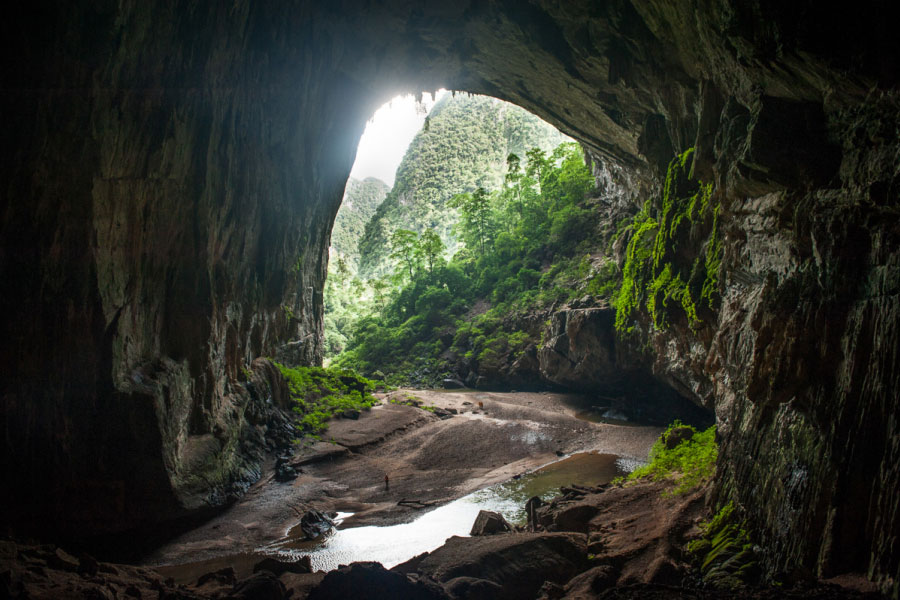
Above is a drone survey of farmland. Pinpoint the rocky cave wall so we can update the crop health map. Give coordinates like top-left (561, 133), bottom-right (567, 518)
top-left (1, 0), bottom-right (898, 591)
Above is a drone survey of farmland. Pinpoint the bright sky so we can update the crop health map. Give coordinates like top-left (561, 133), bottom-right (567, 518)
top-left (349, 90), bottom-right (448, 187)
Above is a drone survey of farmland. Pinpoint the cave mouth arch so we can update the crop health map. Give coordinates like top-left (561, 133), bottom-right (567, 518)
top-left (1, 2), bottom-right (897, 591)
top-left (323, 88), bottom-right (713, 429)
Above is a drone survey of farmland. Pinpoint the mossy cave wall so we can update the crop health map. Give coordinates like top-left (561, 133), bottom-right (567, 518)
top-left (1, 0), bottom-right (898, 592)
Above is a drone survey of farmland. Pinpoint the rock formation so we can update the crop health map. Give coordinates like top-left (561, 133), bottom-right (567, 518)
top-left (1, 1), bottom-right (897, 593)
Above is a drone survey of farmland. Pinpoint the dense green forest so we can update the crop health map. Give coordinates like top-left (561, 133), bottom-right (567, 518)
top-left (331, 141), bottom-right (606, 383)
top-left (330, 176), bottom-right (390, 270)
top-left (324, 94), bottom-right (568, 359)
top-left (356, 93), bottom-right (568, 280)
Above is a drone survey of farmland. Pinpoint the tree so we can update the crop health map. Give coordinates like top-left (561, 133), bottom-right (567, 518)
top-left (449, 187), bottom-right (494, 256)
top-left (389, 229), bottom-right (420, 280)
top-left (369, 278), bottom-right (389, 310)
top-left (417, 229), bottom-right (445, 276)
top-left (525, 148), bottom-right (550, 190)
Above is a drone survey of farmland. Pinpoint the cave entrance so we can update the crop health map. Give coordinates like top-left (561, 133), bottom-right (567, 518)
top-left (320, 88), bottom-right (712, 429)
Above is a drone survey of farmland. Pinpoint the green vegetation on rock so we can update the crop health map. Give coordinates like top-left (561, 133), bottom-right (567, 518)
top-left (624, 420), bottom-right (718, 495)
top-left (274, 363), bottom-right (379, 435)
top-left (687, 501), bottom-right (760, 588)
top-left (614, 148), bottom-right (720, 334)
top-left (326, 105), bottom-right (723, 389)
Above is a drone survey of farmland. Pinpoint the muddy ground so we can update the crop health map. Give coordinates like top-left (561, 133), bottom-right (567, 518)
top-left (3, 391), bottom-right (881, 599)
top-left (143, 389), bottom-right (662, 569)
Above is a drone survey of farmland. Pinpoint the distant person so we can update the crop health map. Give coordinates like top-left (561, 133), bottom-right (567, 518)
top-left (384, 474), bottom-right (389, 491)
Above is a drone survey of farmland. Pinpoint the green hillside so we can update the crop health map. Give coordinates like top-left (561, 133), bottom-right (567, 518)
top-left (356, 93), bottom-right (569, 279)
top-left (330, 176), bottom-right (390, 270)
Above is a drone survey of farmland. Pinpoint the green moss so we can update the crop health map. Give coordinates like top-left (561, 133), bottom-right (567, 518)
top-left (701, 203), bottom-right (723, 306)
top-left (615, 149), bottom-right (719, 334)
top-left (688, 501), bottom-right (760, 589)
top-left (274, 363), bottom-right (378, 436)
top-left (625, 421), bottom-right (717, 495)
top-left (614, 204), bottom-right (658, 333)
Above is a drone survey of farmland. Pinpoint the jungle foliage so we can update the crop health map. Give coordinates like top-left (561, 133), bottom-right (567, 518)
top-left (623, 420), bottom-right (718, 495)
top-left (356, 93), bottom-right (568, 280)
top-left (331, 142), bottom-right (609, 382)
top-left (274, 362), bottom-right (379, 435)
top-left (331, 177), bottom-right (390, 270)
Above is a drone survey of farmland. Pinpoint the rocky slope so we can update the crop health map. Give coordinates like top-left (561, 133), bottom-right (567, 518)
top-left (1, 1), bottom-right (898, 594)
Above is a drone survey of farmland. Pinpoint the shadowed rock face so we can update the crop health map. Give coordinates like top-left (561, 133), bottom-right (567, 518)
top-left (1, 0), bottom-right (898, 591)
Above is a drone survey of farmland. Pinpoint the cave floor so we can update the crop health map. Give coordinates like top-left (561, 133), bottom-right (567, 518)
top-left (143, 389), bottom-right (662, 570)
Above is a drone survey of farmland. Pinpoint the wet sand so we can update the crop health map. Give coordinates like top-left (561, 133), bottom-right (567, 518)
top-left (144, 389), bottom-right (662, 569)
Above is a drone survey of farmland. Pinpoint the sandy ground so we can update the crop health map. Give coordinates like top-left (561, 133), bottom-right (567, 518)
top-left (143, 389), bottom-right (662, 568)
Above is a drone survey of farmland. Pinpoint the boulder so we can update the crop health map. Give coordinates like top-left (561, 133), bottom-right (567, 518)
top-left (663, 426), bottom-right (695, 449)
top-left (432, 407), bottom-right (453, 419)
top-left (470, 510), bottom-right (513, 536)
top-left (252, 556), bottom-right (312, 576)
top-left (407, 532), bottom-right (589, 600)
top-left (525, 496), bottom-right (546, 532)
top-left (299, 509), bottom-right (335, 540)
top-left (443, 576), bottom-right (503, 599)
top-left (198, 567), bottom-right (236, 587)
top-left (78, 553), bottom-right (99, 576)
top-left (229, 571), bottom-right (287, 599)
top-left (308, 562), bottom-right (449, 600)
top-left (561, 564), bottom-right (618, 596)
top-left (551, 503), bottom-right (601, 534)
top-left (47, 548), bottom-right (80, 572)
top-left (274, 455), bottom-right (298, 482)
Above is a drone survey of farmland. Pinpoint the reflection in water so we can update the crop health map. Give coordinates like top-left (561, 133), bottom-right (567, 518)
top-left (265, 452), bottom-right (636, 572)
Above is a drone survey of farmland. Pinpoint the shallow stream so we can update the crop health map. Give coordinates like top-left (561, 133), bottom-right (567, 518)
top-left (262, 451), bottom-right (639, 571)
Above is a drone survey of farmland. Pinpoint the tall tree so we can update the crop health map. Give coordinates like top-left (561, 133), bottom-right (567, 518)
top-left (417, 229), bottom-right (445, 275)
top-left (449, 187), bottom-right (494, 256)
top-left (389, 229), bottom-right (420, 280)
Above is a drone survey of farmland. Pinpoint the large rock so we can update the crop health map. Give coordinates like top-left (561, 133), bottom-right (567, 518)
top-left (307, 562), bottom-right (448, 600)
top-left (230, 571), bottom-right (288, 600)
top-left (538, 308), bottom-right (618, 388)
top-left (469, 510), bottom-right (513, 536)
top-left (398, 532), bottom-right (589, 600)
top-left (299, 509), bottom-right (335, 541)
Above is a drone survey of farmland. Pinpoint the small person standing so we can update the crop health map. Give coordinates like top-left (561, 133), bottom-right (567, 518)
top-left (384, 474), bottom-right (390, 491)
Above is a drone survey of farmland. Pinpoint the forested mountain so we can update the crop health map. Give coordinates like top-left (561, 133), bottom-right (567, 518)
top-left (356, 93), bottom-right (569, 279)
top-left (330, 176), bottom-right (390, 270)
top-left (333, 142), bottom-right (603, 381)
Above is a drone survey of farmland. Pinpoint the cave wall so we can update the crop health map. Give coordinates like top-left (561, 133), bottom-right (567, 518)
top-left (1, 0), bottom-right (898, 591)
top-left (0, 2), bottom-right (371, 537)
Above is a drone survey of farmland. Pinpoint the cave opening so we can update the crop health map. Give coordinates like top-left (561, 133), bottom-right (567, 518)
top-left (2, 3), bottom-right (898, 596)
top-left (321, 87), bottom-right (713, 429)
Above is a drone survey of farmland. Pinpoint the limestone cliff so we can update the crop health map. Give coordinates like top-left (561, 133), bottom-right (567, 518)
top-left (1, 1), bottom-right (897, 593)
